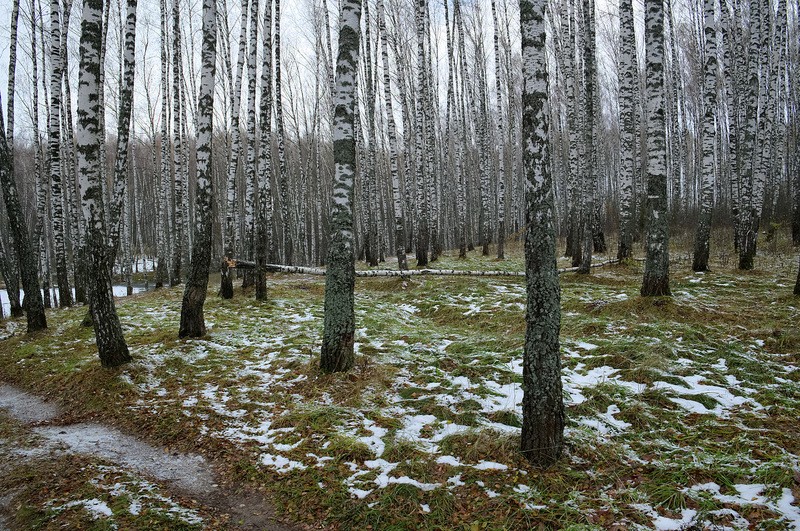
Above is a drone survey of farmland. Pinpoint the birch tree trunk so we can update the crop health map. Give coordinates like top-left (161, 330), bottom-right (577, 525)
top-left (2, 0), bottom-right (25, 320)
top-left (692, 0), bottom-right (717, 272)
top-left (156, 0), bottom-right (170, 288)
top-left (414, 0), bottom-right (429, 267)
top-left (321, 0), bottom-right (361, 374)
top-left (108, 0), bottom-right (138, 259)
top-left (641, 0), bottom-right (671, 296)
top-left (491, 0), bottom-right (506, 260)
top-left (179, 0), bottom-right (216, 338)
top-left (377, 0), bottom-right (407, 271)
top-left (220, 0), bottom-right (250, 300)
top-left (0, 99), bottom-right (46, 331)
top-left (256, 0), bottom-right (274, 302)
top-left (171, 0), bottom-right (184, 285)
top-left (75, 0), bottom-right (131, 366)
top-left (617, 0), bottom-right (637, 260)
top-left (49, 0), bottom-right (73, 307)
top-left (275, 0), bottom-right (294, 265)
top-left (520, 0), bottom-right (564, 467)
top-left (242, 0), bottom-right (259, 280)
top-left (578, 0), bottom-right (596, 275)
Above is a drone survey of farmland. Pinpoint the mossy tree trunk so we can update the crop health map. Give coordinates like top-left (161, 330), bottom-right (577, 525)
top-left (75, 0), bottom-right (130, 367)
top-left (321, 0), bottom-right (362, 374)
top-left (520, 0), bottom-right (564, 467)
top-left (179, 0), bottom-right (216, 338)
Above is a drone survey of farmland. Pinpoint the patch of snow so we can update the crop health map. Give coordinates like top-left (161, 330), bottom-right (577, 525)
top-left (260, 453), bottom-right (307, 473)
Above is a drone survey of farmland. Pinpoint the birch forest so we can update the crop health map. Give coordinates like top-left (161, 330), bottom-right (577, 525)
top-left (1, 0), bottom-right (800, 527)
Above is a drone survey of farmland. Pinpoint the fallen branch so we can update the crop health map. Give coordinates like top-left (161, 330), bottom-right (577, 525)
top-left (224, 258), bottom-right (620, 278)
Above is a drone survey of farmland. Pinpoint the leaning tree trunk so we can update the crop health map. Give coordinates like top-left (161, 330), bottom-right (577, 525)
top-left (1, 122), bottom-right (46, 332)
top-left (520, 0), bottom-right (564, 467)
top-left (2, 0), bottom-right (24, 320)
top-left (641, 0), bottom-right (671, 297)
top-left (179, 0), bottom-right (216, 338)
top-left (321, 0), bottom-right (362, 374)
top-left (692, 0), bottom-right (717, 272)
top-left (75, 0), bottom-right (130, 367)
top-left (0, 232), bottom-right (23, 319)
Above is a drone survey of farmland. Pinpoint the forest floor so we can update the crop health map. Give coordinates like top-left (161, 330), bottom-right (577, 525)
top-left (0, 239), bottom-right (799, 530)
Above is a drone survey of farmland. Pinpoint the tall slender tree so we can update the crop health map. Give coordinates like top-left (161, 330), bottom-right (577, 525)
top-left (179, 0), bottom-right (216, 338)
top-left (520, 0), bottom-right (564, 467)
top-left (221, 0), bottom-right (250, 299)
top-left (108, 0), bottom-right (139, 257)
top-left (377, 0), bottom-right (407, 271)
top-left (617, 0), bottom-right (637, 260)
top-left (255, 0), bottom-right (274, 302)
top-left (321, 0), bottom-right (362, 373)
top-left (48, 0), bottom-right (72, 307)
top-left (75, 0), bottom-right (131, 366)
top-left (641, 0), bottom-right (671, 296)
top-left (692, 0), bottom-right (717, 272)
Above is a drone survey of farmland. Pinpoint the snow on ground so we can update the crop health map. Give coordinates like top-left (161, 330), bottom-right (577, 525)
top-left (35, 268), bottom-right (788, 527)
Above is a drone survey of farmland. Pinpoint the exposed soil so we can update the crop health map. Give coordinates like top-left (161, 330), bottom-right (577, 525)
top-left (0, 383), bottom-right (304, 530)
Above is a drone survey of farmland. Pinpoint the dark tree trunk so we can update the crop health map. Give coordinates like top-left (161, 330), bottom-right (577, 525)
top-left (0, 96), bottom-right (47, 332)
top-left (0, 244), bottom-right (23, 318)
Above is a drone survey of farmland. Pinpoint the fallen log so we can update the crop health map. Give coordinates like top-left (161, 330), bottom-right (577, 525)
top-left (223, 258), bottom-right (620, 278)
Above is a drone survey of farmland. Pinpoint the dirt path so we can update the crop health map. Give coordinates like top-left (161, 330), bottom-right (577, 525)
top-left (0, 383), bottom-right (302, 530)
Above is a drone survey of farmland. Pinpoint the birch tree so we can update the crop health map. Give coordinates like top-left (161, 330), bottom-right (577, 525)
top-left (171, 0), bottom-right (184, 285)
top-left (617, 0), bottom-right (636, 260)
top-left (641, 0), bottom-right (671, 296)
top-left (75, 0), bottom-right (131, 366)
top-left (108, 0), bottom-right (138, 258)
top-left (321, 0), bottom-right (361, 374)
top-left (256, 0), bottom-right (274, 302)
top-left (49, 0), bottom-right (73, 307)
top-left (692, 0), bottom-right (717, 272)
top-left (520, 0), bottom-right (564, 466)
top-left (179, 0), bottom-right (216, 338)
top-left (220, 0), bottom-right (250, 299)
top-left (378, 0), bottom-right (407, 271)
top-left (0, 96), bottom-right (47, 331)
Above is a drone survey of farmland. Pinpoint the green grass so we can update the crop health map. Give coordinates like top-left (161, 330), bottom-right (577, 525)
top-left (1, 237), bottom-right (799, 529)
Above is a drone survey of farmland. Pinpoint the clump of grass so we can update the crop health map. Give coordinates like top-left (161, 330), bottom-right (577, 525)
top-left (271, 404), bottom-right (348, 432)
top-left (327, 434), bottom-right (373, 462)
top-left (438, 429), bottom-right (521, 465)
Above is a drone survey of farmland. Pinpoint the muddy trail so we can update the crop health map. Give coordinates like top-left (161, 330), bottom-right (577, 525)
top-left (0, 383), bottom-right (302, 530)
